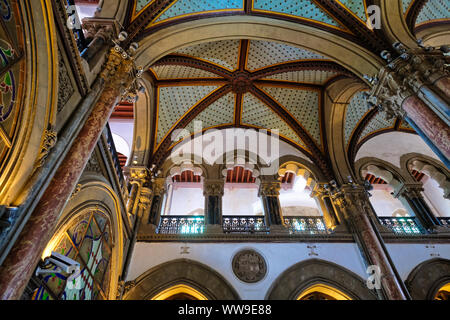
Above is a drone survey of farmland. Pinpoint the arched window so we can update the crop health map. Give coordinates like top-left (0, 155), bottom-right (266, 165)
top-left (297, 284), bottom-right (352, 300)
top-left (32, 209), bottom-right (113, 300)
top-left (150, 284), bottom-right (208, 300)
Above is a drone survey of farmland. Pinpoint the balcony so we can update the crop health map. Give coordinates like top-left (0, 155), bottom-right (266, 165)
top-left (222, 216), bottom-right (268, 233)
top-left (157, 216), bottom-right (205, 235)
top-left (378, 217), bottom-right (426, 235)
top-left (284, 217), bottom-right (328, 235)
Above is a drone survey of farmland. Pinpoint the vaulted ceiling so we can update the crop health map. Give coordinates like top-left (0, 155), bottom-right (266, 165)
top-left (109, 0), bottom-right (449, 177)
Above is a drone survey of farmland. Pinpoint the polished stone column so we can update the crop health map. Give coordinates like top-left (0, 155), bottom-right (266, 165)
top-left (147, 178), bottom-right (166, 232)
top-left (368, 44), bottom-right (449, 166)
top-left (394, 184), bottom-right (441, 231)
top-left (0, 47), bottom-right (136, 300)
top-left (311, 184), bottom-right (340, 231)
top-left (331, 184), bottom-right (410, 300)
top-left (203, 179), bottom-right (224, 234)
top-left (259, 180), bottom-right (288, 234)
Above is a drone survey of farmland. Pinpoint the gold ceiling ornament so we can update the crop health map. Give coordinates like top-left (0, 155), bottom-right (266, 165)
top-left (100, 31), bottom-right (144, 103)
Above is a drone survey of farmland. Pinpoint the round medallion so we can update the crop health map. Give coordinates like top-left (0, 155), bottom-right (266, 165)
top-left (232, 249), bottom-right (267, 283)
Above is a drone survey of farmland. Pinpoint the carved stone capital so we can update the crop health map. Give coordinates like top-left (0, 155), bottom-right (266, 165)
top-left (125, 166), bottom-right (150, 185)
top-left (394, 183), bottom-right (425, 199)
top-left (138, 187), bottom-right (152, 210)
top-left (258, 181), bottom-right (281, 197)
top-left (151, 178), bottom-right (166, 196)
top-left (203, 180), bottom-right (224, 197)
top-left (81, 18), bottom-right (119, 40)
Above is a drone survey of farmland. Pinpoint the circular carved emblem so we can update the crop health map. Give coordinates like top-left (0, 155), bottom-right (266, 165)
top-left (232, 249), bottom-right (267, 283)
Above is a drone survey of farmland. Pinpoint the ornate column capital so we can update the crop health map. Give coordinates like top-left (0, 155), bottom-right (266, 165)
top-left (137, 187), bottom-right (152, 210)
top-left (393, 183), bottom-right (425, 199)
top-left (258, 181), bottom-right (281, 197)
top-left (81, 18), bottom-right (120, 40)
top-left (151, 177), bottom-right (166, 197)
top-left (366, 43), bottom-right (449, 120)
top-left (203, 179), bottom-right (224, 197)
top-left (124, 166), bottom-right (150, 186)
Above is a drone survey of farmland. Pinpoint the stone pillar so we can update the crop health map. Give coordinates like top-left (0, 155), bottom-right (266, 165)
top-left (331, 184), bottom-right (410, 300)
top-left (0, 46), bottom-right (139, 300)
top-left (393, 184), bottom-right (442, 231)
top-left (203, 179), bottom-right (224, 234)
top-left (367, 44), bottom-right (449, 166)
top-left (258, 180), bottom-right (288, 234)
top-left (81, 19), bottom-right (119, 67)
top-left (147, 178), bottom-right (166, 233)
top-left (310, 183), bottom-right (340, 231)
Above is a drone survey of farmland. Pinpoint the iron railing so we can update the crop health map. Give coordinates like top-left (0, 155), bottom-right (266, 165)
top-left (104, 123), bottom-right (125, 187)
top-left (157, 216), bottom-right (205, 234)
top-left (222, 216), bottom-right (268, 233)
top-left (438, 217), bottom-right (450, 228)
top-left (378, 217), bottom-right (426, 235)
top-left (284, 216), bottom-right (328, 235)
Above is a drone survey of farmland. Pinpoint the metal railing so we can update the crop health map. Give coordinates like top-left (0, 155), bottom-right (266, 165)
top-left (284, 216), bottom-right (328, 235)
top-left (104, 123), bottom-right (125, 187)
top-left (378, 217), bottom-right (426, 235)
top-left (438, 217), bottom-right (450, 228)
top-left (157, 216), bottom-right (205, 234)
top-left (222, 216), bottom-right (268, 233)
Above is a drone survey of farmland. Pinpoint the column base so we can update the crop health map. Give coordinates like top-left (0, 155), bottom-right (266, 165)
top-left (205, 224), bottom-right (224, 234)
top-left (269, 225), bottom-right (290, 235)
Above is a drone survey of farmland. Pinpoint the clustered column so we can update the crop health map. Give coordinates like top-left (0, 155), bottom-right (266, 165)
top-left (258, 179), bottom-right (287, 234)
top-left (310, 183), bottom-right (341, 231)
top-left (147, 178), bottom-right (166, 233)
top-left (368, 43), bottom-right (449, 167)
top-left (203, 179), bottom-right (224, 234)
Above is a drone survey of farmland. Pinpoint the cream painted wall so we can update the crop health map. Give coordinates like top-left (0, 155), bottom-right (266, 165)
top-left (356, 132), bottom-right (439, 168)
top-left (422, 177), bottom-right (450, 217)
top-left (127, 242), bottom-right (367, 300)
top-left (369, 189), bottom-right (408, 217)
top-left (386, 244), bottom-right (450, 280)
top-left (109, 119), bottom-right (134, 159)
top-left (168, 185), bottom-right (204, 216)
top-left (222, 185), bottom-right (262, 216)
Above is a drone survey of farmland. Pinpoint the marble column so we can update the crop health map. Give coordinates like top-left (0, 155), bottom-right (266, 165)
top-left (259, 180), bottom-right (288, 234)
top-left (331, 184), bottom-right (410, 300)
top-left (394, 184), bottom-right (441, 231)
top-left (147, 178), bottom-right (166, 233)
top-left (368, 44), bottom-right (449, 166)
top-left (311, 184), bottom-right (340, 231)
top-left (203, 179), bottom-right (224, 234)
top-left (0, 47), bottom-right (136, 300)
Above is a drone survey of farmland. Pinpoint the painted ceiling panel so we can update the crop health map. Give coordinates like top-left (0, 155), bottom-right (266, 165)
top-left (151, 65), bottom-right (220, 79)
top-left (358, 112), bottom-right (396, 143)
top-left (262, 70), bottom-right (339, 85)
top-left (253, 0), bottom-right (343, 28)
top-left (184, 92), bottom-right (235, 133)
top-left (246, 40), bottom-right (326, 71)
top-left (259, 86), bottom-right (321, 146)
top-left (174, 40), bottom-right (240, 71)
top-left (344, 91), bottom-right (369, 146)
top-left (402, 0), bottom-right (414, 14)
top-left (241, 93), bottom-right (307, 148)
top-left (416, 0), bottom-right (450, 25)
top-left (154, 0), bottom-right (243, 23)
top-left (337, 0), bottom-right (367, 21)
top-left (156, 85), bottom-right (220, 144)
top-left (135, 0), bottom-right (153, 14)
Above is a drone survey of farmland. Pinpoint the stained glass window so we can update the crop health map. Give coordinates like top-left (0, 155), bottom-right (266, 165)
top-left (0, 0), bottom-right (25, 172)
top-left (32, 210), bottom-right (113, 300)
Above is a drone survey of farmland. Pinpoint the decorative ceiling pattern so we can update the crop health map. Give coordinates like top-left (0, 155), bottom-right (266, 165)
top-left (174, 40), bottom-right (240, 71)
top-left (262, 70), bottom-right (339, 85)
top-left (253, 0), bottom-right (344, 28)
top-left (344, 91), bottom-right (369, 146)
top-left (241, 93), bottom-right (307, 148)
top-left (337, 0), bottom-right (367, 22)
top-left (415, 0), bottom-right (450, 25)
top-left (402, 0), bottom-right (414, 14)
top-left (358, 113), bottom-right (396, 143)
top-left (154, 0), bottom-right (243, 23)
top-left (156, 85), bottom-right (220, 144)
top-left (135, 0), bottom-right (154, 14)
top-left (184, 92), bottom-right (235, 132)
top-left (246, 40), bottom-right (327, 71)
top-left (151, 65), bottom-right (220, 79)
top-left (258, 86), bottom-right (321, 146)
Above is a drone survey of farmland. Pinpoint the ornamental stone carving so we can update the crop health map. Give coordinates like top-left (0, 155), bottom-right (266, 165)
top-left (203, 180), bottom-right (224, 197)
top-left (258, 181), bottom-right (281, 197)
top-left (232, 249), bottom-right (267, 283)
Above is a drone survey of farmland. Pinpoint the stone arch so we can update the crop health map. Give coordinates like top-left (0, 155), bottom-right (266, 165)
top-left (277, 155), bottom-right (325, 183)
top-left (405, 258), bottom-right (450, 300)
top-left (46, 175), bottom-right (125, 299)
top-left (123, 259), bottom-right (240, 300)
top-left (265, 259), bottom-right (377, 300)
top-left (402, 153), bottom-right (450, 182)
top-left (0, 0), bottom-right (58, 205)
top-left (135, 16), bottom-right (381, 79)
top-left (355, 157), bottom-right (410, 185)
